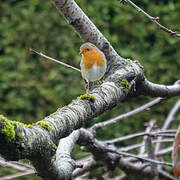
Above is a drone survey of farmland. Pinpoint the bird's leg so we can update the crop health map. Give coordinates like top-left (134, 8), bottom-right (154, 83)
top-left (86, 79), bottom-right (90, 94)
top-left (78, 79), bottom-right (96, 101)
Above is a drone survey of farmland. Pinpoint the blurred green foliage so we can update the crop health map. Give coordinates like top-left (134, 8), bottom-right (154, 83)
top-left (0, 0), bottom-right (180, 179)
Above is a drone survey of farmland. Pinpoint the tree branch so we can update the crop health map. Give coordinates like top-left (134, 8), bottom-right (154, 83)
top-left (138, 79), bottom-right (180, 97)
top-left (51, 130), bottom-right (80, 179)
top-left (0, 0), bottom-right (180, 179)
top-left (92, 97), bottom-right (163, 130)
top-left (75, 129), bottom-right (174, 178)
top-left (51, 0), bottom-right (119, 61)
top-left (73, 158), bottom-right (100, 178)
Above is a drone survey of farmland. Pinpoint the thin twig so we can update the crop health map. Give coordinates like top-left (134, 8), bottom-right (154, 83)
top-left (156, 146), bottom-right (173, 157)
top-left (139, 120), bottom-right (156, 155)
top-left (104, 129), bottom-right (175, 144)
top-left (0, 169), bottom-right (34, 180)
top-left (158, 166), bottom-right (179, 180)
top-left (145, 135), bottom-right (158, 179)
top-left (0, 159), bottom-right (33, 172)
top-left (120, 139), bottom-right (173, 152)
top-left (30, 48), bottom-right (81, 72)
top-left (9, 161), bottom-right (33, 169)
top-left (155, 98), bottom-right (180, 153)
top-left (123, 146), bottom-right (173, 164)
top-left (92, 97), bottom-right (164, 129)
top-left (106, 148), bottom-right (173, 167)
top-left (141, 121), bottom-right (158, 179)
top-left (121, 0), bottom-right (180, 37)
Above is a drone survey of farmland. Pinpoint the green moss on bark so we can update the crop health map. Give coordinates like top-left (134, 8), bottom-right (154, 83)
top-left (0, 114), bottom-right (15, 142)
top-left (120, 79), bottom-right (130, 89)
top-left (36, 121), bottom-right (52, 130)
top-left (78, 93), bottom-right (96, 101)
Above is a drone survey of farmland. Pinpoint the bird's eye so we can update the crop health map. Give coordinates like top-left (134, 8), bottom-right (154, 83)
top-left (86, 48), bottom-right (89, 51)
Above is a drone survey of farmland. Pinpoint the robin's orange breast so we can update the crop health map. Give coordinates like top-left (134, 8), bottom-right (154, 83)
top-left (82, 49), bottom-right (105, 69)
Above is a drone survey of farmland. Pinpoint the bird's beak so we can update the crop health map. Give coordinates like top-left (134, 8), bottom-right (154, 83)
top-left (79, 50), bottom-right (83, 55)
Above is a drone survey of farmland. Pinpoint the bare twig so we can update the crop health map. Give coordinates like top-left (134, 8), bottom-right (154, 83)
top-left (120, 0), bottom-right (180, 37)
top-left (104, 130), bottom-right (175, 144)
top-left (123, 146), bottom-right (173, 164)
top-left (161, 98), bottom-right (180, 130)
top-left (139, 79), bottom-right (180, 98)
top-left (0, 159), bottom-right (33, 172)
top-left (0, 169), bottom-right (34, 180)
top-left (79, 127), bottom-right (173, 167)
top-left (139, 121), bottom-right (158, 179)
top-left (74, 154), bottom-right (173, 179)
top-left (158, 166), bottom-right (179, 180)
top-left (120, 139), bottom-right (173, 152)
top-left (0, 157), bottom-right (34, 179)
top-left (155, 98), bottom-right (180, 153)
top-left (156, 146), bottom-right (173, 157)
top-left (9, 161), bottom-right (33, 169)
top-left (92, 97), bottom-right (163, 130)
top-left (139, 120), bottom-right (156, 155)
top-left (30, 48), bottom-right (81, 72)
top-left (107, 148), bottom-right (173, 167)
top-left (73, 127), bottom-right (174, 179)
top-left (145, 135), bottom-right (158, 179)
top-left (74, 141), bottom-right (172, 179)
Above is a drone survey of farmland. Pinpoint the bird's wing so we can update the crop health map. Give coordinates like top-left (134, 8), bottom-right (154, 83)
top-left (80, 59), bottom-right (84, 68)
top-left (80, 59), bottom-right (85, 79)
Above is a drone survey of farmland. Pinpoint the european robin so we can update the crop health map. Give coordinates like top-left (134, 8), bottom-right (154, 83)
top-left (79, 42), bottom-right (107, 92)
